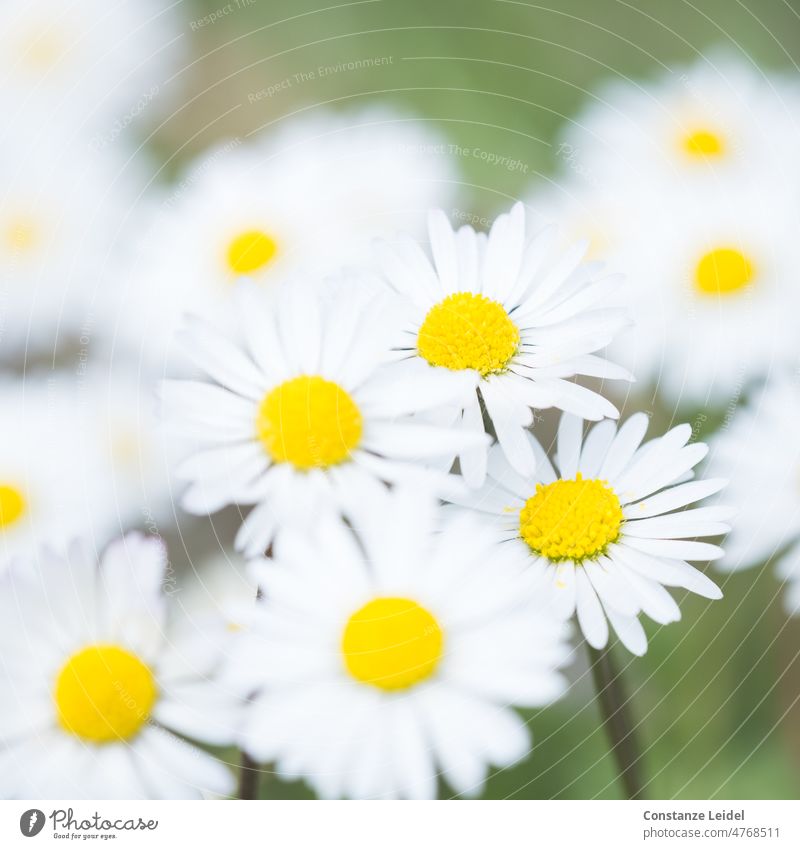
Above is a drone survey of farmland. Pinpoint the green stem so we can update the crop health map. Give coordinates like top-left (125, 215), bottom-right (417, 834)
top-left (587, 643), bottom-right (647, 799)
top-left (238, 750), bottom-right (260, 800)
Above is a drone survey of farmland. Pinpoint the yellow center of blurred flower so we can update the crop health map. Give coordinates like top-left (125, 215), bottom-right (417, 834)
top-left (694, 247), bottom-right (755, 296)
top-left (226, 229), bottom-right (278, 274)
top-left (0, 484), bottom-right (26, 529)
top-left (342, 597), bottom-right (444, 691)
top-left (682, 129), bottom-right (725, 158)
top-left (3, 215), bottom-right (40, 255)
top-left (19, 28), bottom-right (68, 71)
top-left (256, 375), bottom-right (363, 470)
top-left (54, 645), bottom-right (157, 743)
top-left (520, 473), bottom-right (624, 562)
top-left (417, 292), bottom-right (519, 377)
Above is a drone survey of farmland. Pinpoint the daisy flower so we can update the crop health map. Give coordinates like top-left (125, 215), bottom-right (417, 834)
top-left (0, 534), bottom-right (239, 799)
top-left (114, 109), bottom-right (456, 371)
top-left (375, 201), bottom-right (632, 486)
top-left (0, 376), bottom-right (115, 567)
top-left (561, 54), bottom-right (800, 189)
top-left (75, 365), bottom-right (182, 532)
top-left (0, 130), bottom-right (147, 358)
top-left (0, 0), bottom-right (183, 133)
top-left (230, 488), bottom-right (570, 799)
top-left (707, 375), bottom-right (800, 615)
top-left (161, 281), bottom-right (485, 557)
top-left (447, 412), bottom-right (728, 655)
top-left (528, 175), bottom-right (800, 405)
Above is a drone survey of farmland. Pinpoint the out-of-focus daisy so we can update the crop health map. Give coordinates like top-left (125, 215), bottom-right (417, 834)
top-left (161, 282), bottom-right (485, 557)
top-left (0, 376), bottom-right (114, 567)
top-left (175, 549), bottom-right (258, 633)
top-left (0, 131), bottom-right (145, 358)
top-left (230, 488), bottom-right (570, 799)
top-left (707, 376), bottom-right (800, 614)
top-left (447, 413), bottom-right (728, 655)
top-left (0, 0), bottom-right (183, 133)
top-left (562, 54), bottom-right (800, 188)
top-left (528, 178), bottom-right (800, 405)
top-left (75, 366), bottom-right (182, 532)
top-left (375, 202), bottom-right (631, 486)
top-left (114, 109), bottom-right (456, 371)
top-left (0, 534), bottom-right (238, 799)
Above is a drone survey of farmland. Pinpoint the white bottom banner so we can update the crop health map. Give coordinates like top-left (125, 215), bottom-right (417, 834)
top-left (2, 800), bottom-right (797, 848)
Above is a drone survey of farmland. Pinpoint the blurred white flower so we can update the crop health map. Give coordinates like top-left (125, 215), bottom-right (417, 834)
top-left (447, 413), bottom-right (727, 655)
top-left (534, 56), bottom-right (800, 406)
top-left (111, 109), bottom-right (457, 371)
top-left (375, 202), bottom-right (631, 487)
top-left (0, 534), bottom-right (239, 799)
top-left (0, 368), bottom-right (183, 569)
top-left (230, 488), bottom-right (570, 799)
top-left (707, 375), bottom-right (800, 615)
top-left (175, 548), bottom-right (258, 633)
top-left (528, 171), bottom-right (800, 406)
top-left (0, 0), bottom-right (184, 133)
top-left (0, 131), bottom-right (148, 358)
top-left (0, 376), bottom-right (114, 566)
top-left (161, 281), bottom-right (484, 557)
top-left (561, 54), bottom-right (800, 188)
top-left (75, 365), bottom-right (183, 532)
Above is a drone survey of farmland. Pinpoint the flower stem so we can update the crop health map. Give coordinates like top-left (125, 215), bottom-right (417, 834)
top-left (238, 751), bottom-right (260, 800)
top-left (587, 643), bottom-right (647, 799)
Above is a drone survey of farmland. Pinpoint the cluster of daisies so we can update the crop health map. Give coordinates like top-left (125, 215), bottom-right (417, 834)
top-left (526, 53), bottom-right (800, 612)
top-left (0, 9), bottom-right (791, 798)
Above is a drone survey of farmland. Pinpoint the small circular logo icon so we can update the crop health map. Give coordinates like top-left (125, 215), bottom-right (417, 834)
top-left (19, 809), bottom-right (45, 837)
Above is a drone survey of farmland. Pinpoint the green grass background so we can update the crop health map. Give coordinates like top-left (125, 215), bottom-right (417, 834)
top-left (159, 0), bottom-right (800, 799)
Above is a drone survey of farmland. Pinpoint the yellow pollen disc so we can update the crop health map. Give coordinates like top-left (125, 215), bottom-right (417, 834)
top-left (0, 484), bottom-right (26, 529)
top-left (256, 375), bottom-right (363, 470)
top-left (682, 129), bottom-right (725, 158)
top-left (226, 229), bottom-right (278, 274)
top-left (3, 216), bottom-right (39, 254)
top-left (342, 597), bottom-right (444, 691)
top-left (694, 247), bottom-right (755, 296)
top-left (417, 292), bottom-right (520, 377)
top-left (519, 473), bottom-right (624, 562)
top-left (19, 29), bottom-right (67, 71)
top-left (54, 645), bottom-right (157, 743)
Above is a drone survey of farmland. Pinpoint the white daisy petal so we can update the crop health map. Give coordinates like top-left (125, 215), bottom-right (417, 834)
top-left (480, 382), bottom-right (536, 477)
top-left (556, 413), bottom-right (584, 479)
top-left (604, 607), bottom-right (647, 656)
top-left (578, 419), bottom-right (617, 478)
top-left (623, 479), bottom-right (729, 518)
top-left (600, 412), bottom-right (650, 481)
top-left (624, 536), bottom-right (724, 562)
top-left (575, 568), bottom-right (609, 649)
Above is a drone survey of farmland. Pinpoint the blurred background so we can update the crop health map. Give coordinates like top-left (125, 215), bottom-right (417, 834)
top-left (4, 0), bottom-right (800, 800)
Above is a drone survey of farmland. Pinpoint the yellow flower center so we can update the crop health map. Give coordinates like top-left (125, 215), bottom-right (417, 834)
top-left (3, 215), bottom-right (40, 255)
top-left (226, 229), bottom-right (278, 275)
top-left (681, 128), bottom-right (725, 158)
top-left (256, 375), bottom-right (363, 470)
top-left (0, 484), bottom-right (26, 529)
top-left (342, 597), bottom-right (444, 691)
top-left (417, 292), bottom-right (520, 377)
top-left (520, 473), bottom-right (624, 562)
top-left (694, 247), bottom-right (755, 296)
top-left (18, 27), bottom-right (68, 71)
top-left (54, 645), bottom-right (157, 744)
